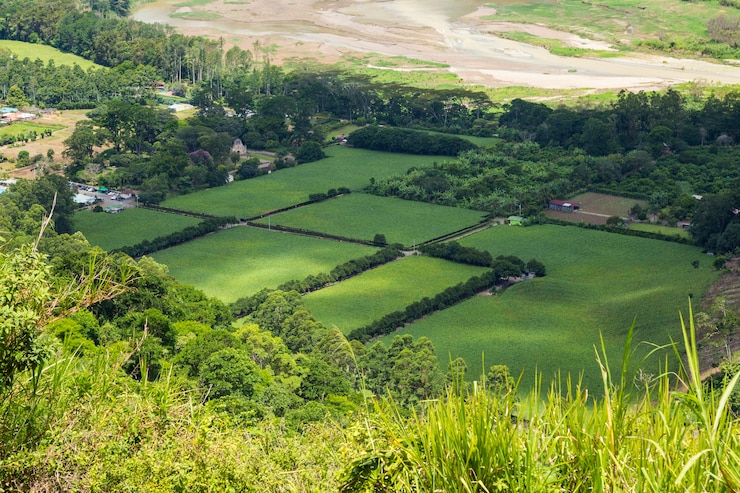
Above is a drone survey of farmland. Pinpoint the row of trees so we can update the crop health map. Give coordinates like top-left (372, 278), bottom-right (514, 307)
top-left (114, 216), bottom-right (234, 258)
top-left (347, 125), bottom-right (478, 156)
top-left (230, 246), bottom-right (403, 317)
top-left (500, 90), bottom-right (740, 155)
top-left (1, 0), bottom-right (498, 135)
top-left (274, 246), bottom-right (402, 296)
top-left (0, 52), bottom-right (160, 107)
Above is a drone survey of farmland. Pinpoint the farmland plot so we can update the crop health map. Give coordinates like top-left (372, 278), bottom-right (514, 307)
top-left (388, 224), bottom-right (719, 393)
top-left (304, 255), bottom-right (488, 332)
top-left (161, 147), bottom-right (439, 219)
top-left (255, 193), bottom-right (488, 246)
top-left (73, 208), bottom-right (201, 251)
top-left (151, 226), bottom-right (376, 302)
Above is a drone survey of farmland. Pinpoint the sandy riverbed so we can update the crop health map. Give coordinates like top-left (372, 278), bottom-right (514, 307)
top-left (132, 0), bottom-right (740, 90)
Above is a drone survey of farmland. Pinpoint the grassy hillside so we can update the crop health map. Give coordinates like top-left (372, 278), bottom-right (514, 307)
top-left (0, 40), bottom-right (102, 70)
top-left (386, 224), bottom-right (719, 393)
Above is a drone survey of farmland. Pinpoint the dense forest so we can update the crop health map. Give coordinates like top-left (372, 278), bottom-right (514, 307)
top-left (1, 0), bottom-right (740, 490)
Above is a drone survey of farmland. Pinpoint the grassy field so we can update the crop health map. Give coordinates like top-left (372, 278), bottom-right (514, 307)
top-left (151, 226), bottom-right (376, 302)
top-left (73, 208), bottom-right (202, 251)
top-left (0, 122), bottom-right (66, 139)
top-left (161, 146), bottom-right (440, 218)
top-left (0, 40), bottom-right (101, 70)
top-left (629, 222), bottom-right (691, 239)
top-left (254, 193), bottom-right (488, 246)
top-left (485, 0), bottom-right (722, 46)
top-left (384, 224), bottom-right (719, 393)
top-left (572, 192), bottom-right (647, 216)
top-left (304, 255), bottom-right (488, 332)
top-left (493, 30), bottom-right (620, 58)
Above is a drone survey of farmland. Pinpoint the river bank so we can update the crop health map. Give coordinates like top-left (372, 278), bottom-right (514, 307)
top-left (132, 0), bottom-right (740, 90)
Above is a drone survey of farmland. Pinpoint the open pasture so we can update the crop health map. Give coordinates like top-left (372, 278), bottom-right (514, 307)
top-left (572, 192), bottom-right (647, 217)
top-left (254, 193), bottom-right (488, 246)
top-left (151, 226), bottom-right (376, 302)
top-left (0, 40), bottom-right (102, 70)
top-left (304, 255), bottom-right (488, 332)
top-left (161, 146), bottom-right (438, 218)
top-left (387, 224), bottom-right (718, 393)
top-left (73, 208), bottom-right (202, 251)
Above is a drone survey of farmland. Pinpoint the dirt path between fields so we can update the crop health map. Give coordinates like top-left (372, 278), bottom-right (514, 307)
top-left (133, 0), bottom-right (740, 90)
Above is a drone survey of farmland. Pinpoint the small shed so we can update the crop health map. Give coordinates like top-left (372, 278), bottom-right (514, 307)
top-left (506, 215), bottom-right (524, 226)
top-left (549, 199), bottom-right (581, 212)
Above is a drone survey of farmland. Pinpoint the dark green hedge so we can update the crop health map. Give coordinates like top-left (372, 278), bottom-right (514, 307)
top-left (347, 126), bottom-right (477, 156)
top-left (114, 217), bottom-right (234, 257)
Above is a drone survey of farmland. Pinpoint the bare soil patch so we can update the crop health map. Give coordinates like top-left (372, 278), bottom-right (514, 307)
top-left (0, 110), bottom-right (88, 178)
top-left (545, 209), bottom-right (608, 225)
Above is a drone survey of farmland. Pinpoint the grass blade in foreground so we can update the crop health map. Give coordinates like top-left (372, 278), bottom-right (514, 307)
top-left (341, 303), bottom-right (740, 492)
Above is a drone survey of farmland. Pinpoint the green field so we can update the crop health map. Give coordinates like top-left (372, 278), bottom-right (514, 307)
top-left (151, 226), bottom-right (377, 302)
top-left (73, 208), bottom-right (202, 251)
top-left (255, 193), bottom-right (488, 246)
top-left (385, 224), bottom-right (719, 393)
top-left (0, 122), bottom-right (65, 139)
top-left (0, 40), bottom-right (102, 70)
top-left (304, 255), bottom-right (488, 332)
top-left (629, 222), bottom-right (691, 239)
top-left (161, 146), bottom-right (440, 218)
top-left (486, 0), bottom-right (721, 46)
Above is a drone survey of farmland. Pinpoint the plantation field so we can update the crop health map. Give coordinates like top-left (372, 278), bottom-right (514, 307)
top-left (0, 122), bottom-right (65, 139)
top-left (304, 256), bottom-right (488, 332)
top-left (254, 193), bottom-right (488, 246)
top-left (73, 208), bottom-right (202, 251)
top-left (161, 147), bottom-right (438, 218)
top-left (0, 40), bottom-right (101, 70)
top-left (387, 224), bottom-right (719, 393)
top-left (572, 192), bottom-right (647, 217)
top-left (629, 222), bottom-right (691, 239)
top-left (151, 226), bottom-right (376, 302)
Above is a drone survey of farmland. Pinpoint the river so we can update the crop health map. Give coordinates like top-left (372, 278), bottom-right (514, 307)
top-left (132, 0), bottom-right (740, 90)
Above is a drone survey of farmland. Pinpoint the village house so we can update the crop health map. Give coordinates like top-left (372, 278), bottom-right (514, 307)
top-left (548, 199), bottom-right (581, 212)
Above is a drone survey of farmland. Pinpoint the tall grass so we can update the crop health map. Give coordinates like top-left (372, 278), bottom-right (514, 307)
top-left (342, 304), bottom-right (740, 492)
